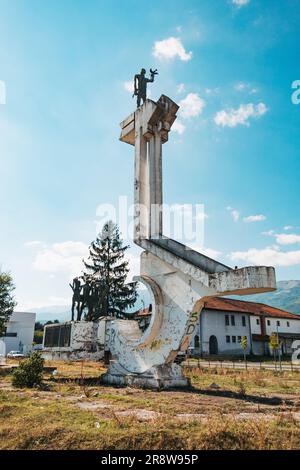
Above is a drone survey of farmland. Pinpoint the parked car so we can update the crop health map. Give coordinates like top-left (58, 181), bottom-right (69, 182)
top-left (6, 351), bottom-right (25, 359)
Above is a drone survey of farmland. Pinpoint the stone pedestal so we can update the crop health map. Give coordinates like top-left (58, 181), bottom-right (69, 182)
top-left (102, 361), bottom-right (189, 389)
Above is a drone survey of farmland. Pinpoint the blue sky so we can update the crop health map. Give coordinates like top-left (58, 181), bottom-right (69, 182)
top-left (0, 0), bottom-right (300, 311)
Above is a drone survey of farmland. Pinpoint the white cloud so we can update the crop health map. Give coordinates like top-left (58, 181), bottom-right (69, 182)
top-left (284, 225), bottom-right (294, 231)
top-left (17, 296), bottom-right (71, 311)
top-left (32, 241), bottom-right (88, 278)
top-left (275, 233), bottom-right (300, 245)
top-left (0, 80), bottom-right (6, 105)
top-left (235, 82), bottom-right (247, 91)
top-left (262, 230), bottom-right (274, 236)
top-left (262, 230), bottom-right (300, 246)
top-left (126, 251), bottom-right (140, 282)
top-left (179, 93), bottom-right (205, 119)
top-left (52, 241), bottom-right (88, 257)
top-left (177, 83), bottom-right (186, 94)
top-left (243, 214), bottom-right (266, 223)
top-left (194, 211), bottom-right (208, 222)
top-left (214, 102), bottom-right (268, 128)
top-left (189, 243), bottom-right (221, 260)
top-left (153, 37), bottom-right (192, 62)
top-left (201, 247), bottom-right (222, 259)
top-left (234, 82), bottom-right (259, 94)
top-left (205, 87), bottom-right (220, 96)
top-left (232, 0), bottom-right (250, 7)
top-left (123, 80), bottom-right (134, 94)
top-left (172, 119), bottom-right (186, 135)
top-left (25, 240), bottom-right (45, 247)
top-left (227, 206), bottom-right (240, 222)
top-left (230, 246), bottom-right (300, 267)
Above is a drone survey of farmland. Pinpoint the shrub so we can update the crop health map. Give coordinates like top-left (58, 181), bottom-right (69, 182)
top-left (12, 351), bottom-right (44, 388)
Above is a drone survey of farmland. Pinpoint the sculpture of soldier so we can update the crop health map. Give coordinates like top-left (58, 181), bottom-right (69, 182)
top-left (78, 278), bottom-right (93, 321)
top-left (69, 277), bottom-right (82, 321)
top-left (133, 68), bottom-right (158, 108)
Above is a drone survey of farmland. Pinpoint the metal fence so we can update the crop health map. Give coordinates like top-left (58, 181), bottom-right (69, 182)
top-left (184, 357), bottom-right (300, 372)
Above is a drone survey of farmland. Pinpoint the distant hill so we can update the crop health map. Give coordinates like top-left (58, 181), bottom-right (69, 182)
top-left (33, 280), bottom-right (300, 323)
top-left (34, 288), bottom-right (151, 323)
top-left (34, 305), bottom-right (71, 323)
top-left (236, 280), bottom-right (300, 315)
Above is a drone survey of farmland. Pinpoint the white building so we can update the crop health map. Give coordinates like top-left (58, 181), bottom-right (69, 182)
top-left (190, 297), bottom-right (300, 357)
top-left (134, 297), bottom-right (300, 357)
top-left (1, 311), bottom-right (36, 356)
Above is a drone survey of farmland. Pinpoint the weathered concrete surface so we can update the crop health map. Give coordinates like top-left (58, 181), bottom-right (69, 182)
top-left (102, 359), bottom-right (189, 389)
top-left (103, 250), bottom-right (276, 388)
top-left (102, 95), bottom-right (276, 389)
top-left (42, 320), bottom-right (106, 361)
top-left (149, 237), bottom-right (231, 274)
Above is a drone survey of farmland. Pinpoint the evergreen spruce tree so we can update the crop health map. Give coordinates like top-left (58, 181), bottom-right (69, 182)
top-left (83, 221), bottom-right (137, 320)
top-left (0, 270), bottom-right (17, 338)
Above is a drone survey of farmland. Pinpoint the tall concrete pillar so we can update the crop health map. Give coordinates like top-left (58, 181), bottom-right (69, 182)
top-left (134, 112), bottom-right (148, 240)
top-left (148, 130), bottom-right (162, 239)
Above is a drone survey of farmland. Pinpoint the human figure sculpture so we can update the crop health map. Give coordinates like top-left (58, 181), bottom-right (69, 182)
top-left (69, 277), bottom-right (82, 321)
top-left (79, 279), bottom-right (92, 321)
top-left (70, 275), bottom-right (105, 321)
top-left (133, 68), bottom-right (158, 108)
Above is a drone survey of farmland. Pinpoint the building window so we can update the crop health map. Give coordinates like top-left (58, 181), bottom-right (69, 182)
top-left (231, 315), bottom-right (235, 326)
top-left (256, 319), bottom-right (260, 325)
top-left (287, 321), bottom-right (290, 327)
top-left (226, 335), bottom-right (231, 343)
top-left (225, 315), bottom-right (229, 326)
top-left (4, 332), bottom-right (17, 337)
top-left (232, 336), bottom-right (236, 343)
top-left (277, 321), bottom-right (280, 327)
top-left (238, 336), bottom-right (242, 343)
top-left (194, 335), bottom-right (200, 349)
top-left (242, 316), bottom-right (246, 327)
top-left (267, 320), bottom-right (271, 326)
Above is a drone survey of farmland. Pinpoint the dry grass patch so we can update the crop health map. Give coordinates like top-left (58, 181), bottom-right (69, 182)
top-left (1, 389), bottom-right (300, 450)
top-left (1, 360), bottom-right (300, 449)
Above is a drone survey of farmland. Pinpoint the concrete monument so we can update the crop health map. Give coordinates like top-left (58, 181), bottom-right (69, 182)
top-left (102, 83), bottom-right (276, 389)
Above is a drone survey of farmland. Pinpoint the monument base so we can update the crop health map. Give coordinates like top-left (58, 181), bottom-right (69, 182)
top-left (101, 361), bottom-right (190, 390)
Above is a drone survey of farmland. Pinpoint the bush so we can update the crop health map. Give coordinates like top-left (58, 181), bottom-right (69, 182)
top-left (12, 351), bottom-right (44, 388)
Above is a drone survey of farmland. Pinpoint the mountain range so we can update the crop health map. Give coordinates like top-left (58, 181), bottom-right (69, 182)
top-left (33, 280), bottom-right (300, 323)
top-left (237, 280), bottom-right (300, 315)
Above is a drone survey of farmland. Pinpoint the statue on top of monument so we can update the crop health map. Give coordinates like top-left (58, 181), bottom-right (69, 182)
top-left (133, 68), bottom-right (158, 108)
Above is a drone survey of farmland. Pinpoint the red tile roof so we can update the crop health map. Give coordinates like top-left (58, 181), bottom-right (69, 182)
top-left (135, 307), bottom-right (152, 317)
top-left (203, 297), bottom-right (300, 320)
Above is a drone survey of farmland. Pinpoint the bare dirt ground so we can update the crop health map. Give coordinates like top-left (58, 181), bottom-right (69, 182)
top-left (1, 360), bottom-right (300, 449)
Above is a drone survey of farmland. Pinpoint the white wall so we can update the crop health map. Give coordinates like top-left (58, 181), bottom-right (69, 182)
top-left (2, 311), bottom-right (36, 355)
top-left (250, 315), bottom-right (300, 336)
top-left (265, 317), bottom-right (300, 336)
top-left (191, 309), bottom-right (251, 356)
top-left (250, 316), bottom-right (262, 335)
top-left (191, 311), bottom-right (300, 357)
